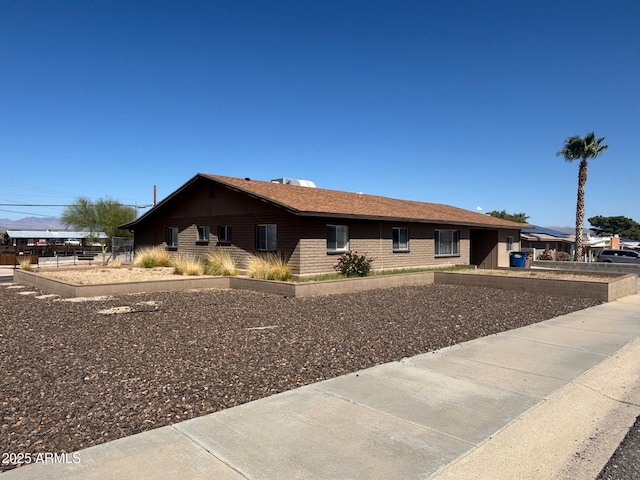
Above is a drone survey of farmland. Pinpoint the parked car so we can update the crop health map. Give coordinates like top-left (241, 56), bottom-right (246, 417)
top-left (596, 249), bottom-right (640, 263)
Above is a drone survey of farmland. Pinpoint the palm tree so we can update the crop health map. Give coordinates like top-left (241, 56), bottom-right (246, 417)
top-left (557, 132), bottom-right (608, 262)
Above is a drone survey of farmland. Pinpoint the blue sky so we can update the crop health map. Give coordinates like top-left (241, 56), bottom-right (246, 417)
top-left (1, 1), bottom-right (638, 227)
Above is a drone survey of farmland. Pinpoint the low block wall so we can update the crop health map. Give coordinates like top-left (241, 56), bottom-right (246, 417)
top-left (433, 271), bottom-right (637, 302)
top-left (606, 274), bottom-right (639, 302)
top-left (12, 269), bottom-right (637, 302)
top-left (229, 277), bottom-right (296, 297)
top-left (13, 270), bottom-right (230, 298)
top-left (532, 260), bottom-right (640, 276)
top-left (225, 272), bottom-right (437, 297)
top-left (291, 271), bottom-right (436, 297)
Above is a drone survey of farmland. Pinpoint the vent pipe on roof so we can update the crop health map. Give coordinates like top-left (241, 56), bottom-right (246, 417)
top-left (271, 178), bottom-right (317, 188)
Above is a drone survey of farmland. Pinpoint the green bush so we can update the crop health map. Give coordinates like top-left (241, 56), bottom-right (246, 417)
top-left (555, 251), bottom-right (571, 261)
top-left (334, 250), bottom-right (373, 277)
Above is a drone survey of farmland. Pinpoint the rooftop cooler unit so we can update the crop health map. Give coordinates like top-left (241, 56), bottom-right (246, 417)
top-left (271, 178), bottom-right (317, 188)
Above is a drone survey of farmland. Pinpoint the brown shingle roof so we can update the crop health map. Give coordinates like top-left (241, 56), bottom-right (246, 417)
top-left (202, 174), bottom-right (526, 229)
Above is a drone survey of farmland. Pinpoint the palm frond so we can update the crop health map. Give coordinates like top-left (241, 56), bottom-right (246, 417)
top-left (557, 132), bottom-right (607, 163)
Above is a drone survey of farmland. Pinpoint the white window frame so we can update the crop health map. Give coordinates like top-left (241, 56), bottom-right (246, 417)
top-left (197, 226), bottom-right (210, 242)
top-left (256, 224), bottom-right (277, 251)
top-left (435, 229), bottom-right (459, 257)
top-left (326, 225), bottom-right (349, 253)
top-left (506, 235), bottom-right (514, 251)
top-left (166, 227), bottom-right (179, 247)
top-left (392, 227), bottom-right (409, 252)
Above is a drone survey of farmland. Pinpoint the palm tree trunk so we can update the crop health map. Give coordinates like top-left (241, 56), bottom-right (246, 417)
top-left (574, 159), bottom-right (588, 261)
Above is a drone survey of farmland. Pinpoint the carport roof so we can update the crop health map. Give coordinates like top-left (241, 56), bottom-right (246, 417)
top-left (6, 230), bottom-right (108, 239)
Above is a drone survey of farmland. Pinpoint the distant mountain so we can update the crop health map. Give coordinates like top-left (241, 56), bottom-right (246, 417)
top-left (0, 217), bottom-right (65, 231)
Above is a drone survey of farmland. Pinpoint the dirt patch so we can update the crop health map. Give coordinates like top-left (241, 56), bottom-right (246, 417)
top-left (451, 268), bottom-right (616, 281)
top-left (38, 267), bottom-right (185, 284)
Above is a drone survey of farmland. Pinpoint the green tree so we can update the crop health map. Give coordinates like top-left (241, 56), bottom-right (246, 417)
top-left (61, 197), bottom-right (137, 250)
top-left (557, 132), bottom-right (608, 261)
top-left (486, 210), bottom-right (529, 223)
top-left (588, 215), bottom-right (640, 241)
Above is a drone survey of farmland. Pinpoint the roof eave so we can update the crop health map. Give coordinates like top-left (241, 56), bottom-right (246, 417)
top-left (120, 173), bottom-right (528, 231)
top-left (297, 211), bottom-right (525, 229)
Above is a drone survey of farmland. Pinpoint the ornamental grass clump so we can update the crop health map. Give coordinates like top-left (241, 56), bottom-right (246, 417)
top-left (19, 257), bottom-right (33, 271)
top-left (134, 246), bottom-right (172, 268)
top-left (248, 253), bottom-right (292, 281)
top-left (172, 255), bottom-right (204, 276)
top-left (334, 250), bottom-right (374, 277)
top-left (204, 250), bottom-right (238, 276)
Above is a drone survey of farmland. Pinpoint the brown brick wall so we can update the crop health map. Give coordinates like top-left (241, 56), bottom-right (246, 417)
top-left (157, 211), bottom-right (304, 271)
top-left (132, 179), bottom-right (505, 276)
top-left (296, 220), bottom-right (471, 276)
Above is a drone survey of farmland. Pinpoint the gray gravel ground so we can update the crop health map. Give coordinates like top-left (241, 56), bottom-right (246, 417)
top-left (597, 415), bottom-right (640, 480)
top-left (0, 282), bottom-right (613, 473)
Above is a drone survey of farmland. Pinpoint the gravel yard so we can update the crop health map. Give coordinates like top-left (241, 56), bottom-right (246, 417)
top-left (1, 282), bottom-right (601, 472)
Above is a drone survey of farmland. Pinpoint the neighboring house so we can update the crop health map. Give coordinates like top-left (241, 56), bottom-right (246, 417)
top-left (522, 227), bottom-right (640, 262)
top-left (121, 174), bottom-right (527, 276)
top-left (621, 240), bottom-right (640, 251)
top-left (5, 230), bottom-right (109, 253)
top-left (521, 226), bottom-right (573, 259)
top-left (583, 234), bottom-right (640, 261)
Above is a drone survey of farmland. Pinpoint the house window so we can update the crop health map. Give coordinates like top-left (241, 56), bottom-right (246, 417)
top-left (506, 235), bottom-right (514, 251)
top-left (166, 227), bottom-right (179, 248)
top-left (197, 226), bottom-right (210, 242)
top-left (326, 225), bottom-right (349, 253)
top-left (217, 225), bottom-right (232, 243)
top-left (435, 230), bottom-right (459, 257)
top-left (393, 227), bottom-right (409, 252)
top-left (256, 224), bottom-right (277, 251)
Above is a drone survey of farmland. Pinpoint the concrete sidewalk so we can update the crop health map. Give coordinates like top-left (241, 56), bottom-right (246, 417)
top-left (3, 294), bottom-right (639, 479)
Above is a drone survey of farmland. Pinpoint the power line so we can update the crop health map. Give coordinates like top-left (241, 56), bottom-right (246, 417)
top-left (0, 203), bottom-right (152, 209)
top-left (0, 208), bottom-right (59, 217)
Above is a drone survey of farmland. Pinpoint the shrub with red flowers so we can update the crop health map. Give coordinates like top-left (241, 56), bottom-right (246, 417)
top-left (334, 250), bottom-right (374, 277)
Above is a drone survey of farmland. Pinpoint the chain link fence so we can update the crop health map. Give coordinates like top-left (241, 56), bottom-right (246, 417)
top-left (112, 237), bottom-right (134, 263)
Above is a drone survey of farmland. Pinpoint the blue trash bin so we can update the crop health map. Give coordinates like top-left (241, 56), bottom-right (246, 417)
top-left (510, 252), bottom-right (526, 268)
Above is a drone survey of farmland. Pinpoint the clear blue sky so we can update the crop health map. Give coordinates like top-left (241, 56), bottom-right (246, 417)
top-left (1, 1), bottom-right (638, 227)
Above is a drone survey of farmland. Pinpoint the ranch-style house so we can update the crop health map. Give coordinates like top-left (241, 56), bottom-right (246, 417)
top-left (121, 174), bottom-right (526, 277)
